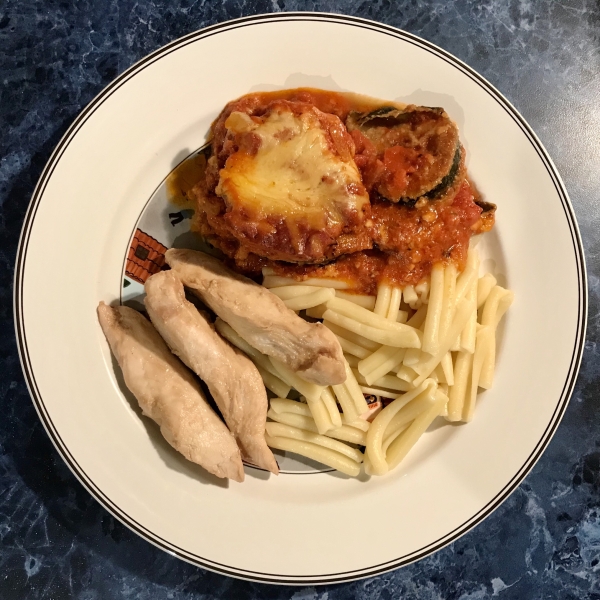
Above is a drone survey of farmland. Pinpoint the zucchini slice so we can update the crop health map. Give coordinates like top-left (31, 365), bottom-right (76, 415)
top-left (347, 105), bottom-right (462, 202)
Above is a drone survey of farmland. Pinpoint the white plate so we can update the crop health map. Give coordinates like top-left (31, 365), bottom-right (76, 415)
top-left (14, 13), bottom-right (586, 584)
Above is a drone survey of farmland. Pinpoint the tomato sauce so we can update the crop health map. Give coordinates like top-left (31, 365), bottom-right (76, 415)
top-left (191, 88), bottom-right (495, 291)
top-left (272, 181), bottom-right (485, 295)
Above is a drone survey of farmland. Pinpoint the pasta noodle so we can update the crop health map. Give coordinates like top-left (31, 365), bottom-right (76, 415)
top-left (320, 388), bottom-right (344, 428)
top-left (358, 345), bottom-right (401, 377)
top-left (226, 247), bottom-right (512, 477)
top-left (269, 397), bottom-right (312, 416)
top-left (385, 390), bottom-right (448, 471)
top-left (266, 408), bottom-right (367, 445)
top-left (446, 350), bottom-right (473, 421)
top-left (459, 268), bottom-right (479, 353)
top-left (382, 423), bottom-right (410, 454)
top-left (323, 321), bottom-right (381, 352)
top-left (341, 414), bottom-right (370, 431)
top-left (341, 360), bottom-right (371, 415)
top-left (414, 280), bottom-right (429, 304)
top-left (353, 371), bottom-right (413, 392)
top-left (384, 391), bottom-right (438, 439)
top-left (358, 346), bottom-right (406, 385)
top-left (263, 275), bottom-right (349, 289)
top-left (422, 263), bottom-right (445, 354)
top-left (265, 422), bottom-right (364, 463)
top-left (396, 310), bottom-right (409, 323)
top-left (365, 381), bottom-right (435, 475)
top-left (269, 359), bottom-right (324, 402)
top-left (265, 435), bottom-right (361, 477)
top-left (438, 383), bottom-right (449, 417)
top-left (269, 285), bottom-right (326, 300)
top-left (477, 273), bottom-right (497, 308)
top-left (397, 364), bottom-right (418, 384)
top-left (304, 393), bottom-right (335, 435)
top-left (478, 287), bottom-right (514, 389)
top-left (282, 288), bottom-right (336, 311)
top-left (359, 386), bottom-right (400, 400)
top-left (439, 352), bottom-right (455, 385)
top-left (331, 381), bottom-right (360, 422)
top-left (335, 334), bottom-right (372, 359)
top-left (335, 291), bottom-right (376, 310)
top-left (403, 285), bottom-right (418, 307)
top-left (323, 307), bottom-right (420, 348)
top-left (386, 287), bottom-right (403, 320)
top-left (374, 283), bottom-right (392, 316)
top-left (463, 325), bottom-right (492, 421)
top-left (344, 354), bottom-right (360, 368)
top-left (256, 365), bottom-right (291, 398)
top-left (455, 249), bottom-right (480, 303)
top-left (439, 262), bottom-right (457, 342)
top-left (326, 297), bottom-right (420, 339)
top-left (402, 348), bottom-right (421, 366)
top-left (407, 305), bottom-right (428, 329)
top-left (411, 299), bottom-right (473, 386)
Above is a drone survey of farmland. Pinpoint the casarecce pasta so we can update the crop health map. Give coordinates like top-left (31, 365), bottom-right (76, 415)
top-left (226, 248), bottom-right (513, 477)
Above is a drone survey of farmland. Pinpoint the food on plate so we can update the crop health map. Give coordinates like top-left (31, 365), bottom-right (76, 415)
top-left (259, 248), bottom-right (513, 475)
top-left (365, 381), bottom-right (448, 475)
top-left (345, 105), bottom-right (461, 202)
top-left (97, 302), bottom-right (244, 482)
top-left (190, 88), bottom-right (495, 293)
top-left (100, 88), bottom-right (512, 481)
top-left (209, 100), bottom-right (370, 263)
top-left (165, 248), bottom-right (346, 386)
top-left (144, 270), bottom-right (278, 474)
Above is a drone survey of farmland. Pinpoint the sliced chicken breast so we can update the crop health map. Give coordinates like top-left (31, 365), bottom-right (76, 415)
top-left (165, 248), bottom-right (346, 386)
top-left (144, 271), bottom-right (278, 474)
top-left (97, 302), bottom-right (244, 482)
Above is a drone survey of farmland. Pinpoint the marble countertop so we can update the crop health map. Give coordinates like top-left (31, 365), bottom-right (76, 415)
top-left (2, 1), bottom-right (599, 598)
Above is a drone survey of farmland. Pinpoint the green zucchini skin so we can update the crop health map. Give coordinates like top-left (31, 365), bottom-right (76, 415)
top-left (347, 105), bottom-right (462, 203)
top-left (474, 197), bottom-right (497, 214)
top-left (421, 143), bottom-right (462, 201)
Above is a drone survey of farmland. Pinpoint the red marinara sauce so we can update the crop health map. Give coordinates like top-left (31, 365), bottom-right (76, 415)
top-left (272, 180), bottom-right (488, 295)
top-left (192, 88), bottom-right (496, 291)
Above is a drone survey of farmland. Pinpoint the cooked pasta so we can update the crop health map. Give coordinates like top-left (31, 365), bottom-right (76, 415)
top-left (365, 381), bottom-right (435, 475)
top-left (335, 290), bottom-right (376, 310)
top-left (477, 273), bottom-right (497, 308)
top-left (385, 390), bottom-right (448, 471)
top-left (374, 283), bottom-right (393, 316)
top-left (263, 275), bottom-right (350, 290)
top-left (227, 248), bottom-right (512, 478)
top-left (264, 435), bottom-right (361, 476)
top-left (282, 288), bottom-right (336, 311)
top-left (265, 422), bottom-right (364, 463)
top-left (266, 406), bottom-right (367, 445)
top-left (268, 285), bottom-right (327, 300)
top-left (322, 309), bottom-right (420, 347)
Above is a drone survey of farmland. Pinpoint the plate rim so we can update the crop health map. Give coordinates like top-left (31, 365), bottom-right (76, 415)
top-left (13, 11), bottom-right (588, 585)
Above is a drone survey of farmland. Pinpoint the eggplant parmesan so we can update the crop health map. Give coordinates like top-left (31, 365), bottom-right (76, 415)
top-left (346, 105), bottom-right (462, 203)
top-left (189, 88), bottom-right (495, 293)
top-left (198, 98), bottom-right (371, 264)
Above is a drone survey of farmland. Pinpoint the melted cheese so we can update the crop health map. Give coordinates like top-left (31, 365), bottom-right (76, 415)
top-left (216, 106), bottom-right (369, 228)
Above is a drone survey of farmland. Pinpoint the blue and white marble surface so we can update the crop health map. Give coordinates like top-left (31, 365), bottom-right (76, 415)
top-left (2, 1), bottom-right (600, 598)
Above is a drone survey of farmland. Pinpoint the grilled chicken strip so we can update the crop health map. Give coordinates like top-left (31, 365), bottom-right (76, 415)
top-left (165, 248), bottom-right (346, 386)
top-left (144, 271), bottom-right (278, 474)
top-left (97, 302), bottom-right (244, 482)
